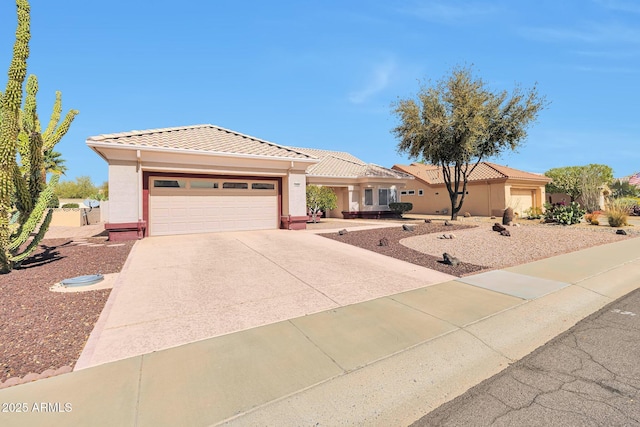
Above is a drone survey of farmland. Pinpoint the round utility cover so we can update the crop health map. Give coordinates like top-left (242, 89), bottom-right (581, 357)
top-left (61, 274), bottom-right (104, 287)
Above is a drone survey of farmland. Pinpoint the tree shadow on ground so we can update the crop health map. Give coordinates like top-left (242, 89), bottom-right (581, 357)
top-left (17, 241), bottom-right (72, 269)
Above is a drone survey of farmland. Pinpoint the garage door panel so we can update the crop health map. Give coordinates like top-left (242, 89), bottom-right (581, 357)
top-left (509, 189), bottom-right (533, 217)
top-left (150, 194), bottom-right (277, 236)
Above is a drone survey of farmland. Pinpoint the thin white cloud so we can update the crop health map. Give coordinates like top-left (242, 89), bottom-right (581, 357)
top-left (399, 1), bottom-right (502, 24)
top-left (593, 0), bottom-right (640, 13)
top-left (520, 22), bottom-right (640, 45)
top-left (348, 60), bottom-right (396, 104)
top-left (573, 64), bottom-right (638, 73)
top-left (572, 49), bottom-right (640, 59)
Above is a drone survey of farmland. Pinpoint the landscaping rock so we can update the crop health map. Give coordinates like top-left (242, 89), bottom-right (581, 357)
top-left (402, 224), bottom-right (415, 232)
top-left (444, 220), bottom-right (452, 226)
top-left (500, 229), bottom-right (511, 237)
top-left (449, 234), bottom-right (456, 239)
top-left (464, 212), bottom-right (471, 218)
top-left (492, 223), bottom-right (506, 232)
top-left (379, 237), bottom-right (389, 246)
top-left (503, 207), bottom-right (514, 225)
top-left (616, 229), bottom-right (627, 235)
top-left (424, 219), bottom-right (432, 223)
top-left (443, 252), bottom-right (460, 266)
top-left (490, 216), bottom-right (496, 219)
top-left (338, 229), bottom-right (348, 235)
top-left (513, 223), bottom-right (521, 227)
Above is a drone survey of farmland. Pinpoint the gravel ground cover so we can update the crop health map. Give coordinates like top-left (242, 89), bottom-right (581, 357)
top-left (322, 222), bottom-right (488, 276)
top-left (0, 237), bottom-right (134, 385)
top-left (401, 223), bottom-right (632, 268)
top-left (321, 221), bottom-right (636, 277)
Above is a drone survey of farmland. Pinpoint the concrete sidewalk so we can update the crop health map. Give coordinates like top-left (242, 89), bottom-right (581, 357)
top-left (1, 236), bottom-right (639, 426)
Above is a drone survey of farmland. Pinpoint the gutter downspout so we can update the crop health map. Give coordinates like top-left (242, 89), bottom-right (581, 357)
top-left (137, 150), bottom-right (143, 229)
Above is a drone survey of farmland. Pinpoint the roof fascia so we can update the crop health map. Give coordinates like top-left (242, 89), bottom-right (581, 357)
top-left (85, 141), bottom-right (319, 164)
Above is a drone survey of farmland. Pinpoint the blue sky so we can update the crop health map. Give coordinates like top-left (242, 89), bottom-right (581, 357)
top-left (1, 0), bottom-right (639, 184)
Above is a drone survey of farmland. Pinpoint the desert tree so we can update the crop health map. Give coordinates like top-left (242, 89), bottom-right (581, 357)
top-left (392, 66), bottom-right (546, 220)
top-left (0, 0), bottom-right (78, 273)
top-left (306, 185), bottom-right (337, 223)
top-left (545, 164), bottom-right (613, 211)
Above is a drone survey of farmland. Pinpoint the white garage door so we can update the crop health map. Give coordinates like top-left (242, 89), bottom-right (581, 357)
top-left (149, 177), bottom-right (278, 236)
top-left (509, 188), bottom-right (534, 217)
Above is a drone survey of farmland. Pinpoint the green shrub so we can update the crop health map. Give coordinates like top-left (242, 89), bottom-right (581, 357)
top-left (389, 202), bottom-right (413, 215)
top-left (524, 206), bottom-right (543, 219)
top-left (47, 194), bottom-right (60, 209)
top-left (61, 203), bottom-right (79, 209)
top-left (543, 201), bottom-right (585, 225)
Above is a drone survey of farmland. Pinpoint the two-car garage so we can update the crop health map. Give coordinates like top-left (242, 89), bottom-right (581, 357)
top-left (148, 176), bottom-right (279, 236)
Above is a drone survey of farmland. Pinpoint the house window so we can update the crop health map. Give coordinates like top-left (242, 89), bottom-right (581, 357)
top-left (401, 191), bottom-right (407, 195)
top-left (379, 189), bottom-right (389, 206)
top-left (223, 182), bottom-right (248, 189)
top-left (407, 190), bottom-right (415, 195)
top-left (190, 180), bottom-right (219, 189)
top-left (418, 189), bottom-right (424, 196)
top-left (154, 179), bottom-right (186, 188)
top-left (252, 183), bottom-right (275, 190)
top-left (364, 189), bottom-right (373, 206)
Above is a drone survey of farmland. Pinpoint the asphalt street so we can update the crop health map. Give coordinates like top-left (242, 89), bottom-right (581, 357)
top-left (411, 287), bottom-right (640, 427)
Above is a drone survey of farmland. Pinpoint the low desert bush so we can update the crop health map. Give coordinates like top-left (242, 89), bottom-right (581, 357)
top-left (606, 198), bottom-right (633, 227)
top-left (544, 201), bottom-right (585, 225)
top-left (584, 210), bottom-right (602, 224)
top-left (463, 211), bottom-right (471, 217)
top-left (591, 219), bottom-right (600, 225)
top-left (525, 207), bottom-right (543, 219)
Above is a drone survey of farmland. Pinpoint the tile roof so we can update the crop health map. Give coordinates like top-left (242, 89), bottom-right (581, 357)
top-left (292, 147), bottom-right (413, 179)
top-left (87, 124), bottom-right (315, 160)
top-left (393, 162), bottom-right (551, 184)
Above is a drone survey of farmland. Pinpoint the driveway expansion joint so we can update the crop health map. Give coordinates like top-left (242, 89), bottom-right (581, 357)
top-left (234, 236), bottom-right (342, 306)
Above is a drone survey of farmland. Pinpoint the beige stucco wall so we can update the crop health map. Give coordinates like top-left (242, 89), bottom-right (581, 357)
top-left (358, 184), bottom-right (399, 212)
top-left (401, 182), bottom-right (504, 216)
top-left (400, 180), bottom-right (546, 217)
top-left (109, 161), bottom-right (139, 223)
top-left (283, 171), bottom-right (307, 216)
top-left (325, 187), bottom-right (347, 218)
top-left (50, 208), bottom-right (101, 227)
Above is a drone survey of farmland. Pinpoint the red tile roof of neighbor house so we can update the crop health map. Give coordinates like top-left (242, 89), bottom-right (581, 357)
top-left (87, 124), bottom-right (316, 160)
top-left (392, 162), bottom-right (551, 185)
top-left (292, 147), bottom-right (414, 179)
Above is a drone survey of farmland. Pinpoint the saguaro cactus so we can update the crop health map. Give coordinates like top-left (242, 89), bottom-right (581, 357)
top-left (0, 1), bottom-right (78, 273)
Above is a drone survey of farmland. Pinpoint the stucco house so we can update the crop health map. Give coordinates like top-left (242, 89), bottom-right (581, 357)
top-left (87, 124), bottom-right (412, 240)
top-left (392, 162), bottom-right (551, 217)
top-left (293, 147), bottom-right (413, 219)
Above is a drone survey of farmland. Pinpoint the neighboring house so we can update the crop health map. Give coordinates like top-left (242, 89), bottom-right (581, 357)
top-left (86, 124), bottom-right (412, 240)
top-left (392, 162), bottom-right (551, 217)
top-left (87, 124), bottom-right (318, 240)
top-left (292, 147), bottom-right (414, 219)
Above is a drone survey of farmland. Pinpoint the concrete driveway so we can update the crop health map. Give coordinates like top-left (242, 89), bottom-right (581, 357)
top-left (77, 229), bottom-right (455, 368)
